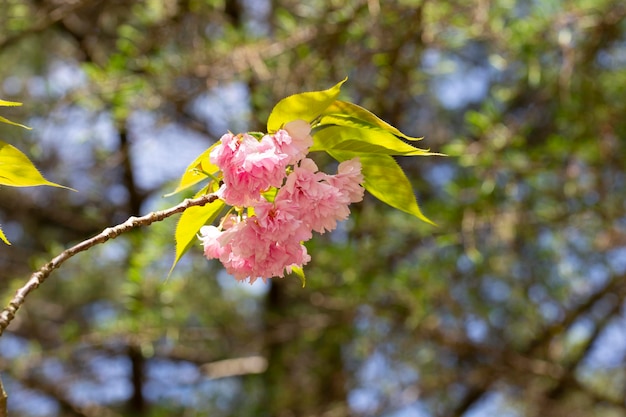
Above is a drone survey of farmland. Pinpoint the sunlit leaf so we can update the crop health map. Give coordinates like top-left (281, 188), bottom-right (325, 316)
top-left (165, 143), bottom-right (220, 197)
top-left (261, 187), bottom-right (278, 203)
top-left (267, 78), bottom-right (347, 132)
top-left (0, 140), bottom-right (73, 189)
top-left (320, 139), bottom-right (427, 155)
top-left (289, 265), bottom-right (306, 287)
top-left (319, 101), bottom-right (422, 141)
top-left (170, 195), bottom-right (226, 274)
top-left (311, 125), bottom-right (434, 155)
top-left (0, 100), bottom-right (31, 130)
top-left (328, 151), bottom-right (435, 225)
top-left (0, 100), bottom-right (23, 107)
top-left (0, 224), bottom-right (10, 245)
top-left (0, 116), bottom-right (31, 130)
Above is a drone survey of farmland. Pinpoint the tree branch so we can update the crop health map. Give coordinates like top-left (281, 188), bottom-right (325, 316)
top-left (0, 0), bottom-right (97, 51)
top-left (0, 193), bottom-right (218, 336)
top-left (0, 356), bottom-right (122, 417)
top-left (441, 273), bottom-right (626, 417)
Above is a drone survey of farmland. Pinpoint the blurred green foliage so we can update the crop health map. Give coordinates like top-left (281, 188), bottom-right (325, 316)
top-left (0, 0), bottom-right (625, 416)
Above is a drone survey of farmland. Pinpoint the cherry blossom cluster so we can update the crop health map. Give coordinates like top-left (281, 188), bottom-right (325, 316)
top-left (199, 120), bottom-right (364, 283)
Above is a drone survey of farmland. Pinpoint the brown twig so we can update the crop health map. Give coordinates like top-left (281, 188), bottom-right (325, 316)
top-left (0, 193), bottom-right (218, 336)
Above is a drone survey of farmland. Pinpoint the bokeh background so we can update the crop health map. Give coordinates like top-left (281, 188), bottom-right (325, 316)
top-left (1, 0), bottom-right (626, 416)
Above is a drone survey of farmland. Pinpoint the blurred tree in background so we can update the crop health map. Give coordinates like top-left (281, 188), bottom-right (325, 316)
top-left (1, 0), bottom-right (626, 416)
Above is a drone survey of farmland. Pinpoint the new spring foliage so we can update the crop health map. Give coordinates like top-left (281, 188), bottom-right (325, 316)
top-left (171, 80), bottom-right (439, 283)
top-left (0, 100), bottom-right (69, 245)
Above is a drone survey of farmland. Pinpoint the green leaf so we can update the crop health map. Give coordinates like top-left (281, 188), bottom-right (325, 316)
top-left (0, 116), bottom-right (31, 130)
top-left (328, 151), bottom-right (435, 225)
top-left (310, 125), bottom-right (433, 156)
top-left (267, 78), bottom-right (347, 132)
top-left (0, 100), bottom-right (23, 107)
top-left (319, 101), bottom-right (422, 141)
top-left (261, 187), bottom-right (278, 203)
top-left (0, 224), bottom-right (10, 245)
top-left (165, 142), bottom-right (220, 197)
top-left (170, 196), bottom-right (226, 274)
top-left (0, 100), bottom-right (31, 130)
top-left (289, 265), bottom-right (306, 287)
top-left (0, 140), bottom-right (73, 189)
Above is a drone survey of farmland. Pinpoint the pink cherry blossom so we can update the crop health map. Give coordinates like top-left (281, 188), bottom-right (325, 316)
top-left (254, 198), bottom-right (312, 243)
top-left (243, 238), bottom-right (310, 283)
top-left (273, 120), bottom-right (313, 164)
top-left (326, 158), bottom-right (365, 204)
top-left (278, 158), bottom-right (357, 234)
top-left (199, 210), bottom-right (311, 283)
top-left (201, 129), bottom-right (364, 282)
top-left (199, 225), bottom-right (225, 259)
top-left (210, 132), bottom-right (288, 207)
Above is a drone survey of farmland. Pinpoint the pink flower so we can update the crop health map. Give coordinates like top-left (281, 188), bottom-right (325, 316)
top-left (244, 238), bottom-right (310, 283)
top-left (199, 217), bottom-right (258, 281)
top-left (278, 158), bottom-right (353, 234)
top-left (254, 198), bottom-right (312, 243)
top-left (199, 210), bottom-right (311, 284)
top-left (273, 120), bottom-right (313, 164)
top-left (210, 133), bottom-right (289, 207)
top-left (199, 225), bottom-right (225, 259)
top-left (326, 158), bottom-right (365, 204)
top-left (202, 128), bottom-right (364, 282)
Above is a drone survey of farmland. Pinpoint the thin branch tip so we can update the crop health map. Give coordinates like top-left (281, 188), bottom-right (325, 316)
top-left (0, 195), bottom-right (218, 337)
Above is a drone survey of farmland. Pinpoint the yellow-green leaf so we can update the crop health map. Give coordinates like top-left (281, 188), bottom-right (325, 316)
top-left (165, 142), bottom-right (220, 197)
top-left (170, 196), bottom-right (226, 274)
top-left (0, 140), bottom-right (73, 189)
top-left (0, 100), bottom-right (23, 107)
top-left (311, 125), bottom-right (433, 156)
top-left (0, 224), bottom-right (10, 245)
top-left (267, 78), bottom-right (347, 133)
top-left (289, 265), bottom-right (306, 287)
top-left (328, 151), bottom-right (435, 225)
top-left (0, 116), bottom-right (31, 130)
top-left (0, 100), bottom-right (31, 130)
top-left (320, 101), bottom-right (422, 141)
